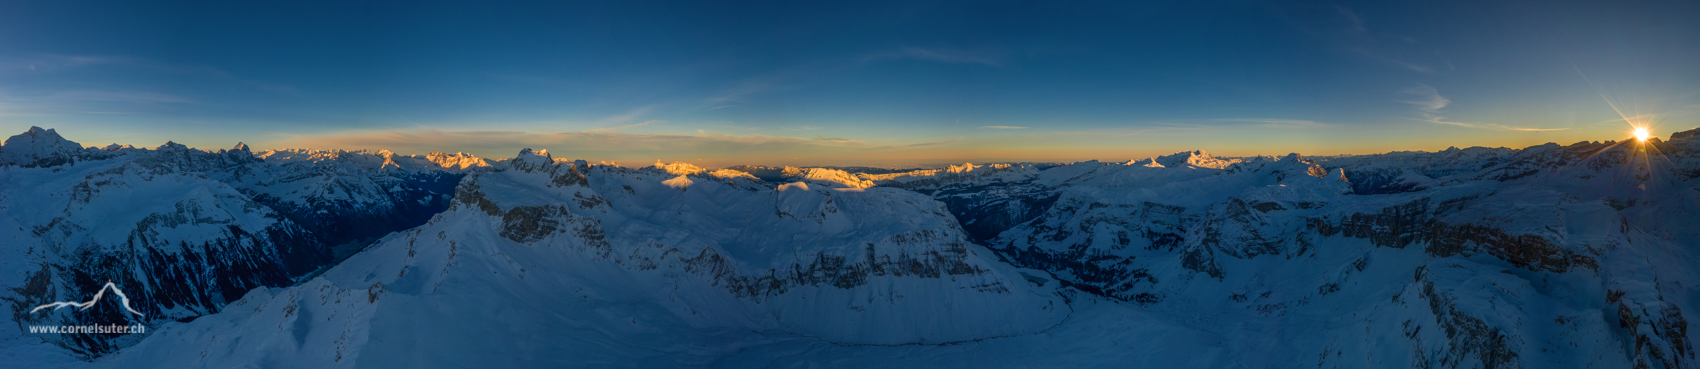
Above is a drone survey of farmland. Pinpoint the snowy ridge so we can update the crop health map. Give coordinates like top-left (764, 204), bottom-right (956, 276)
top-left (778, 166), bottom-right (875, 188)
top-left (648, 160), bottom-right (708, 176)
top-left (857, 162), bottom-right (1044, 193)
top-left (883, 136), bottom-right (1700, 368)
top-left (705, 168), bottom-right (758, 180)
top-left (0, 126), bottom-right (108, 168)
top-left (4, 127), bottom-right (1700, 367)
top-left (65, 148), bottom-right (1071, 367)
top-left (0, 139), bottom-right (314, 357)
top-left (1125, 150), bottom-right (1243, 169)
top-left (255, 148), bottom-right (493, 173)
top-left (0, 127), bottom-right (495, 358)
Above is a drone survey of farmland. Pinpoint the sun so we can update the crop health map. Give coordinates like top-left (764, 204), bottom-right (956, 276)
top-left (1634, 127), bottom-right (1649, 141)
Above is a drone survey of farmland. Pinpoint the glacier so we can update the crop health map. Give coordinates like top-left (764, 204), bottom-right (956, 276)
top-left (1, 127), bottom-right (1697, 368)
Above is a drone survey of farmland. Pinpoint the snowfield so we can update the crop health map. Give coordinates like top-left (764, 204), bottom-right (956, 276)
top-left (3, 126), bottom-right (1699, 368)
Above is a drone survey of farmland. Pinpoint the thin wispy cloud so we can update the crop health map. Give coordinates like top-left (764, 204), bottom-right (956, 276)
top-left (866, 47), bottom-right (1004, 67)
top-left (593, 106), bottom-right (654, 126)
top-left (97, 55), bottom-right (296, 93)
top-left (1502, 126), bottom-right (1570, 132)
top-left (1, 54), bottom-right (299, 95)
top-left (1213, 118), bottom-right (1331, 128)
top-left (1387, 59), bottom-right (1436, 74)
top-left (1335, 5), bottom-right (1368, 34)
top-left (1434, 50), bottom-right (1456, 71)
top-left (1329, 6), bottom-right (1437, 74)
top-left (908, 137), bottom-right (964, 147)
top-left (281, 129), bottom-right (837, 156)
top-left (706, 69), bottom-right (803, 103)
top-left (704, 47), bottom-right (1000, 106)
top-left (50, 90), bottom-right (195, 104)
top-left (980, 126), bottom-right (1028, 129)
top-left (813, 135), bottom-right (866, 145)
top-left (0, 88), bottom-right (195, 117)
top-left (0, 54), bottom-right (132, 72)
top-left (588, 120), bottom-right (661, 132)
top-left (708, 81), bottom-right (772, 103)
top-left (1402, 84), bottom-right (1566, 131)
top-left (486, 73), bottom-right (586, 89)
top-left (1414, 118), bottom-right (1570, 132)
top-left (1144, 118), bottom-right (1330, 130)
top-left (1401, 84), bottom-right (1450, 112)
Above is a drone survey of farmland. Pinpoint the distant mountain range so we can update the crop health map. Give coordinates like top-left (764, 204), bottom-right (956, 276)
top-left (2, 126), bottom-right (1697, 368)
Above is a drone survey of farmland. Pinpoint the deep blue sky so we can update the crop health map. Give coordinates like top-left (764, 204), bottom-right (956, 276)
top-left (2, 0), bottom-right (1696, 166)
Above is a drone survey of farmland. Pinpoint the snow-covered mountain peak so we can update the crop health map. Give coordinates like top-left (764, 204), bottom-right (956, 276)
top-left (423, 151), bottom-right (492, 170)
top-left (1125, 157), bottom-right (1165, 167)
top-left (787, 167), bottom-right (875, 188)
top-left (660, 175), bottom-right (694, 188)
top-left (933, 162), bottom-right (1008, 174)
top-left (707, 168), bottom-right (758, 180)
top-left (253, 148), bottom-right (365, 162)
top-left (1, 126), bottom-right (97, 167)
top-left (1153, 149), bottom-right (1240, 169)
top-left (245, 148), bottom-right (487, 173)
top-left (496, 148), bottom-right (590, 188)
top-left (155, 141), bottom-right (189, 151)
top-left (1672, 127), bottom-right (1699, 141)
top-left (649, 160), bottom-right (707, 176)
top-left (3, 126), bottom-right (82, 152)
top-left (857, 162), bottom-right (1042, 189)
top-left (230, 142), bottom-right (250, 153)
top-left (778, 165), bottom-right (806, 177)
top-left (1215, 152), bottom-right (1346, 186)
top-left (510, 148), bottom-right (554, 172)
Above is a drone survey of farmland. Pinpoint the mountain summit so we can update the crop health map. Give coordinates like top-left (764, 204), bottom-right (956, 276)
top-left (0, 126), bottom-right (91, 167)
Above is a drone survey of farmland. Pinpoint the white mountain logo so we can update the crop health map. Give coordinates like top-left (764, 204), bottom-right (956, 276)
top-left (30, 281), bottom-right (146, 317)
